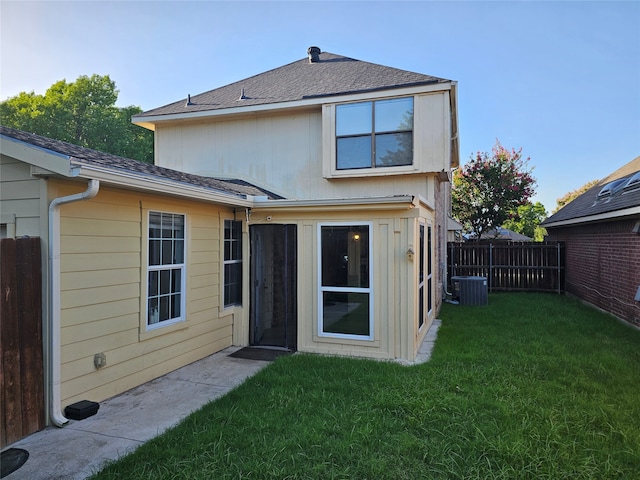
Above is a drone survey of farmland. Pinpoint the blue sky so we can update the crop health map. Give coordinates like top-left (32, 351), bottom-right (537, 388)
top-left (1, 1), bottom-right (638, 213)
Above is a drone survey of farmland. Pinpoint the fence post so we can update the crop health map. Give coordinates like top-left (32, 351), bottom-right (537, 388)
top-left (488, 243), bottom-right (493, 292)
top-left (557, 242), bottom-right (561, 294)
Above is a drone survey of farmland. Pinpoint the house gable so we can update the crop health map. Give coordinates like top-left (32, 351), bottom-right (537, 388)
top-left (133, 48), bottom-right (459, 202)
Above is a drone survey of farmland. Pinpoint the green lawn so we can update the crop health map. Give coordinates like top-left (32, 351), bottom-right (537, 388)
top-left (91, 293), bottom-right (640, 479)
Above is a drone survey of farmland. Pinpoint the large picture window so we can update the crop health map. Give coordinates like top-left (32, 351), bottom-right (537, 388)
top-left (336, 97), bottom-right (413, 170)
top-left (147, 211), bottom-right (185, 329)
top-left (318, 224), bottom-right (373, 339)
top-left (224, 220), bottom-right (242, 307)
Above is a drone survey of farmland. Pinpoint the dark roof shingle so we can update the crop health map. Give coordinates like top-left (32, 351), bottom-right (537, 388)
top-left (542, 156), bottom-right (640, 226)
top-left (0, 126), bottom-right (281, 200)
top-left (135, 50), bottom-right (450, 118)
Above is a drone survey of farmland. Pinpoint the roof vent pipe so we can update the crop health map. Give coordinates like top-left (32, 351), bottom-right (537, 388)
top-left (308, 46), bottom-right (321, 63)
top-left (186, 94), bottom-right (193, 106)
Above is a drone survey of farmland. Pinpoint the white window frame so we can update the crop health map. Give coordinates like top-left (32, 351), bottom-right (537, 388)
top-left (223, 219), bottom-right (243, 308)
top-left (418, 222), bottom-right (426, 330)
top-left (317, 222), bottom-right (374, 341)
top-left (427, 224), bottom-right (433, 316)
top-left (145, 210), bottom-right (186, 331)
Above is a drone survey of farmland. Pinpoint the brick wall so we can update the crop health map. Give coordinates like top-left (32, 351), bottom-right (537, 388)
top-left (547, 218), bottom-right (640, 327)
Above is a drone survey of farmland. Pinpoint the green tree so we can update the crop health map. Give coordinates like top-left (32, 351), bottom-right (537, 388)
top-left (553, 179), bottom-right (600, 213)
top-left (452, 140), bottom-right (536, 239)
top-left (0, 74), bottom-right (153, 163)
top-left (503, 201), bottom-right (548, 241)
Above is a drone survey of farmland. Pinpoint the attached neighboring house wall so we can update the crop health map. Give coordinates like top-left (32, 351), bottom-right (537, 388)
top-left (49, 179), bottom-right (237, 407)
top-left (547, 219), bottom-right (640, 327)
top-left (0, 155), bottom-right (48, 237)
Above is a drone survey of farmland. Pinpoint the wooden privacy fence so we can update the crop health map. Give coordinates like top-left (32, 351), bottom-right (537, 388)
top-left (447, 241), bottom-right (565, 293)
top-left (1, 236), bottom-right (45, 447)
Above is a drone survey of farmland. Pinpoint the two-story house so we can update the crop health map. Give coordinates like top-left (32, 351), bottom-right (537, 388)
top-left (0, 47), bottom-right (458, 435)
top-left (134, 46), bottom-right (459, 362)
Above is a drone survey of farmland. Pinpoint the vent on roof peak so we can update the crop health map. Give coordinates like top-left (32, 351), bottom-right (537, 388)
top-left (308, 46), bottom-right (321, 63)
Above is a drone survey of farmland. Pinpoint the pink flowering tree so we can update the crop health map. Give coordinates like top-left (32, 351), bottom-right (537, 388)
top-left (452, 140), bottom-right (536, 240)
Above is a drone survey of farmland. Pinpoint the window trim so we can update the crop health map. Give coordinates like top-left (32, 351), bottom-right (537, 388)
top-left (223, 218), bottom-right (243, 308)
top-left (145, 210), bottom-right (187, 332)
top-left (323, 96), bottom-right (417, 179)
top-left (317, 222), bottom-right (374, 341)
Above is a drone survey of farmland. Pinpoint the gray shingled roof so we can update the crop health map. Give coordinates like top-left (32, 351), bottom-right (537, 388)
top-left (542, 156), bottom-right (640, 226)
top-left (134, 49), bottom-right (450, 118)
top-left (0, 126), bottom-right (281, 200)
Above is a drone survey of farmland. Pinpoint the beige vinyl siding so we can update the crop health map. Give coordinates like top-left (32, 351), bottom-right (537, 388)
top-left (154, 92), bottom-right (452, 202)
top-left (0, 155), bottom-right (47, 237)
top-left (52, 180), bottom-right (235, 406)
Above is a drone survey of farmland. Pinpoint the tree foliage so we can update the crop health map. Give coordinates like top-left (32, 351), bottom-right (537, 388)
top-left (553, 179), bottom-right (600, 213)
top-left (452, 140), bottom-right (536, 240)
top-left (503, 201), bottom-right (548, 241)
top-left (0, 74), bottom-right (153, 163)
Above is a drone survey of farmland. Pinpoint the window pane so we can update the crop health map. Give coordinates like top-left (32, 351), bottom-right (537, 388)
top-left (337, 136), bottom-right (372, 170)
top-left (149, 212), bottom-right (162, 238)
top-left (171, 293), bottom-right (181, 318)
top-left (419, 285), bottom-right (424, 328)
top-left (173, 239), bottom-right (184, 264)
top-left (375, 98), bottom-right (413, 132)
top-left (159, 296), bottom-right (170, 321)
top-left (149, 240), bottom-right (161, 266)
top-left (322, 291), bottom-right (370, 336)
top-left (161, 240), bottom-right (172, 264)
top-left (160, 269), bottom-right (171, 295)
top-left (149, 271), bottom-right (158, 296)
top-left (375, 132), bottom-right (412, 167)
top-left (148, 298), bottom-right (159, 324)
top-left (161, 213), bottom-right (173, 238)
top-left (173, 215), bottom-right (184, 239)
top-left (224, 263), bottom-right (242, 306)
top-left (171, 269), bottom-right (181, 293)
top-left (427, 226), bottom-right (432, 274)
top-left (321, 226), bottom-right (369, 288)
top-left (336, 102), bottom-right (372, 136)
top-left (419, 225), bottom-right (425, 280)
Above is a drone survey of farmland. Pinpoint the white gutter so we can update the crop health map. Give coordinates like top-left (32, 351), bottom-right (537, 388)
top-left (72, 164), bottom-right (253, 208)
top-left (542, 205), bottom-right (640, 228)
top-left (251, 195), bottom-right (416, 210)
top-left (48, 179), bottom-right (100, 427)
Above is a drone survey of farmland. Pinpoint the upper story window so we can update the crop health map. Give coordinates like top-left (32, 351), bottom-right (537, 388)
top-left (336, 97), bottom-right (413, 170)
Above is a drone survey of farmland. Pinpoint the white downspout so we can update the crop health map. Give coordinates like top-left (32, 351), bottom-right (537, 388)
top-left (48, 179), bottom-right (100, 427)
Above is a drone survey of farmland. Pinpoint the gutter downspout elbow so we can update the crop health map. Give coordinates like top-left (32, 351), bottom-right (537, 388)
top-left (48, 179), bottom-right (100, 427)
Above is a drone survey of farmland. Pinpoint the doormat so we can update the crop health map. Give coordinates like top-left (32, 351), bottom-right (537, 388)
top-left (1, 448), bottom-right (29, 478)
top-left (229, 347), bottom-right (293, 362)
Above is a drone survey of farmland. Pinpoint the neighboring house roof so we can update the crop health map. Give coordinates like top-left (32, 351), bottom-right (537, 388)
top-left (465, 226), bottom-right (532, 241)
top-left (0, 126), bottom-right (281, 202)
top-left (542, 156), bottom-right (640, 228)
top-left (133, 48), bottom-right (451, 120)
